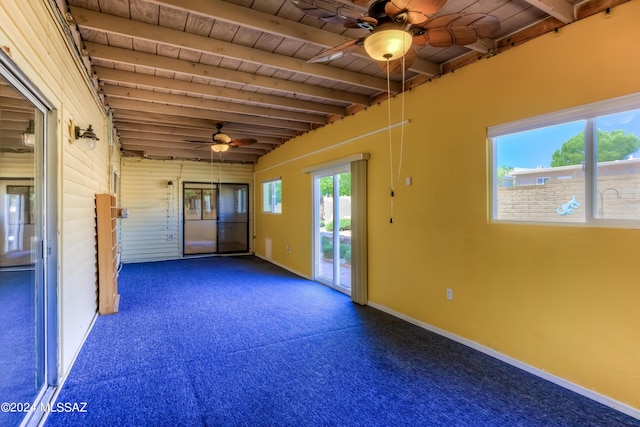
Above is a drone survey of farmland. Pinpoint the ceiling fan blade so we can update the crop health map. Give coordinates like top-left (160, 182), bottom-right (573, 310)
top-left (187, 141), bottom-right (217, 150)
top-left (466, 14), bottom-right (500, 39)
top-left (290, 0), bottom-right (337, 19)
top-left (427, 13), bottom-right (500, 36)
top-left (307, 38), bottom-right (362, 63)
top-left (385, 0), bottom-right (447, 24)
top-left (230, 138), bottom-right (258, 147)
top-left (412, 13), bottom-right (500, 47)
top-left (290, 0), bottom-right (363, 26)
top-left (344, 16), bottom-right (378, 30)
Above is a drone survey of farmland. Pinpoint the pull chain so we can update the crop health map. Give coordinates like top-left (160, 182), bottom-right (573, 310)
top-left (388, 52), bottom-right (407, 224)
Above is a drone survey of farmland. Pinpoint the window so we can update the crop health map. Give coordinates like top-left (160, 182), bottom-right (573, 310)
top-left (6, 185), bottom-right (35, 225)
top-left (490, 93), bottom-right (640, 226)
top-left (262, 179), bottom-right (282, 213)
top-left (536, 177), bottom-right (550, 186)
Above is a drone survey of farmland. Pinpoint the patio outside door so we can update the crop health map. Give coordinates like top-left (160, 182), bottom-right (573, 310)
top-left (183, 182), bottom-right (249, 255)
top-left (314, 167), bottom-right (351, 294)
top-left (184, 183), bottom-right (218, 255)
top-left (0, 67), bottom-right (53, 426)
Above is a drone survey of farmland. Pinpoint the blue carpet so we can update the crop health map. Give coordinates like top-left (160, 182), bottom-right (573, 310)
top-left (0, 270), bottom-right (37, 427)
top-left (46, 256), bottom-right (639, 426)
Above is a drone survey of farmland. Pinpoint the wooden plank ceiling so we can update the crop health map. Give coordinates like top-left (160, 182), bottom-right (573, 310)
top-left (0, 80), bottom-right (36, 153)
top-left (54, 0), bottom-right (624, 164)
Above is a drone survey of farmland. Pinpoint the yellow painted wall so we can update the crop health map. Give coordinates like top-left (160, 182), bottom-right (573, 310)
top-left (255, 3), bottom-right (640, 411)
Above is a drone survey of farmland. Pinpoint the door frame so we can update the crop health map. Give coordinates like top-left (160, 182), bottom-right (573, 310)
top-left (312, 164), bottom-right (351, 295)
top-left (181, 181), bottom-right (250, 256)
top-left (0, 49), bottom-right (58, 425)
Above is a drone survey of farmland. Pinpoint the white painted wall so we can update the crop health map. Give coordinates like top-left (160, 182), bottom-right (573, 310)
top-left (120, 158), bottom-right (253, 263)
top-left (1, 0), bottom-right (112, 376)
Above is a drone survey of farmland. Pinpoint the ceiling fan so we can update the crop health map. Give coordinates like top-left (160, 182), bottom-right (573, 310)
top-left (188, 123), bottom-right (258, 153)
top-left (293, 0), bottom-right (500, 71)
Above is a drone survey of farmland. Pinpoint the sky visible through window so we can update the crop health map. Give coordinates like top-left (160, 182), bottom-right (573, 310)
top-left (496, 109), bottom-right (640, 169)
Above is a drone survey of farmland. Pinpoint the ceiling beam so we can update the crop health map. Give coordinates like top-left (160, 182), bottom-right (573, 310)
top-left (70, 6), bottom-right (400, 93)
top-left (0, 96), bottom-right (33, 111)
top-left (94, 67), bottom-right (347, 116)
top-left (123, 146), bottom-right (260, 163)
top-left (465, 38), bottom-right (497, 54)
top-left (85, 42), bottom-right (372, 106)
top-left (117, 129), bottom-right (275, 149)
top-left (102, 85), bottom-right (327, 124)
top-left (146, 0), bottom-right (441, 76)
top-left (113, 122), bottom-right (283, 145)
top-left (523, 0), bottom-right (575, 23)
top-left (113, 111), bottom-right (297, 139)
top-left (107, 98), bottom-right (310, 132)
top-left (0, 111), bottom-right (32, 121)
top-left (0, 120), bottom-right (28, 131)
top-left (120, 136), bottom-right (267, 155)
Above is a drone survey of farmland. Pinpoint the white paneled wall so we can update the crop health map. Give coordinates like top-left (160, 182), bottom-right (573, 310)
top-left (1, 0), bottom-right (111, 377)
top-left (121, 158), bottom-right (254, 263)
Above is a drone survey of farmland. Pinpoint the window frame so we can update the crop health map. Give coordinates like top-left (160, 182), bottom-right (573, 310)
top-left (489, 92), bottom-right (640, 229)
top-left (262, 178), bottom-right (282, 214)
top-left (535, 177), bottom-right (550, 186)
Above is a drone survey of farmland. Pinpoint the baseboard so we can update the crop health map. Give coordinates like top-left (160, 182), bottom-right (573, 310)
top-left (367, 301), bottom-right (640, 421)
top-left (254, 253), bottom-right (312, 280)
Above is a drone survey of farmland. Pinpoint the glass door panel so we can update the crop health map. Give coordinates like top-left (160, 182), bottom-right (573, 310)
top-left (218, 184), bottom-right (249, 253)
top-left (315, 169), bottom-right (351, 294)
top-left (337, 173), bottom-right (351, 291)
top-left (318, 176), bottom-right (334, 283)
top-left (183, 184), bottom-right (217, 255)
top-left (0, 77), bottom-right (46, 426)
top-left (183, 183), bottom-right (249, 255)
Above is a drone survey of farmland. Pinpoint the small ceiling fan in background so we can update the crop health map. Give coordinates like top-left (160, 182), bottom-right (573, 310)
top-left (188, 123), bottom-right (258, 153)
top-left (293, 0), bottom-right (500, 72)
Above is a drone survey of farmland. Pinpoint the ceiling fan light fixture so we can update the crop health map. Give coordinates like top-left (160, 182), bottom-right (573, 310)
top-left (211, 143), bottom-right (230, 152)
top-left (364, 28), bottom-right (412, 61)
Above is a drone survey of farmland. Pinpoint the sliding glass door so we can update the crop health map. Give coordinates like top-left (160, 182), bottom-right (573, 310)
top-left (314, 167), bottom-right (351, 294)
top-left (183, 182), bottom-right (249, 255)
top-left (184, 184), bottom-right (218, 255)
top-left (0, 62), bottom-right (53, 426)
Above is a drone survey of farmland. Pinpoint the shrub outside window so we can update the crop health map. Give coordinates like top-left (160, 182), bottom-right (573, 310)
top-left (262, 179), bottom-right (282, 214)
top-left (490, 94), bottom-right (640, 227)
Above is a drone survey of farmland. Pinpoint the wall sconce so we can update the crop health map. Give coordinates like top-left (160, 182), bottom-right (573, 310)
top-left (74, 124), bottom-right (100, 149)
top-left (22, 119), bottom-right (35, 147)
top-left (167, 181), bottom-right (174, 188)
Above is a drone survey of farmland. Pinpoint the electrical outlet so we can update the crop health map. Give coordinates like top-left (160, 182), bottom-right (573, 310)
top-left (286, 245), bottom-right (292, 253)
top-left (446, 288), bottom-right (453, 300)
top-left (167, 234), bottom-right (173, 241)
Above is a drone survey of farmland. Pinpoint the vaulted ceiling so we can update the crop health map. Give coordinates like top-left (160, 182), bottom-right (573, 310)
top-left (53, 0), bottom-right (625, 164)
